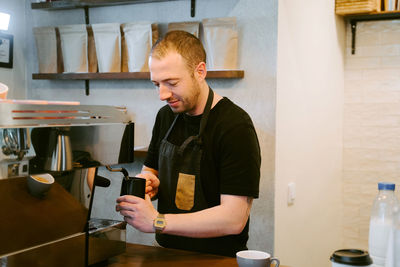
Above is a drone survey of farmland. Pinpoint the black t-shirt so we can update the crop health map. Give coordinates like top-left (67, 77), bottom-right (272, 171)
top-left (144, 97), bottom-right (261, 256)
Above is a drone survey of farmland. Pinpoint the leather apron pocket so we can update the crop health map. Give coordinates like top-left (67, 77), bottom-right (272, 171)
top-left (175, 173), bottom-right (195, 211)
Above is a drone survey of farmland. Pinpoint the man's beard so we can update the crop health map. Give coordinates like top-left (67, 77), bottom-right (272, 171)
top-left (173, 78), bottom-right (201, 115)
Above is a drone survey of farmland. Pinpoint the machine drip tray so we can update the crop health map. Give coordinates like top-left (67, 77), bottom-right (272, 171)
top-left (88, 218), bottom-right (126, 266)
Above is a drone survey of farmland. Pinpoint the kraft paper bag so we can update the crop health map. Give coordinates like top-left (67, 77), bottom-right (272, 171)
top-left (202, 17), bottom-right (238, 70)
top-left (33, 27), bottom-right (58, 73)
top-left (168, 21), bottom-right (200, 37)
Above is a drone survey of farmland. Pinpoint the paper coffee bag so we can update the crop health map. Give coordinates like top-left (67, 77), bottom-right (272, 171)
top-left (168, 21), bottom-right (200, 37)
top-left (121, 22), bottom-right (154, 72)
top-left (33, 27), bottom-right (58, 73)
top-left (202, 17), bottom-right (238, 70)
top-left (58, 24), bottom-right (88, 73)
top-left (91, 23), bottom-right (121, 72)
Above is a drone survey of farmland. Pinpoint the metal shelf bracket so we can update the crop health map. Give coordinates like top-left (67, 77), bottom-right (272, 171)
top-left (84, 6), bottom-right (89, 25)
top-left (85, 80), bottom-right (90, 96)
top-left (85, 6), bottom-right (90, 95)
top-left (191, 0), bottom-right (195, 17)
top-left (351, 20), bottom-right (357, 55)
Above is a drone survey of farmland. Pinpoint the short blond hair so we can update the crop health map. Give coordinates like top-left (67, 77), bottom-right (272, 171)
top-left (150, 30), bottom-right (206, 72)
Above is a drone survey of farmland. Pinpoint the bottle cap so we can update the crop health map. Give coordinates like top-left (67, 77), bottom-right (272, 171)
top-left (330, 249), bottom-right (372, 266)
top-left (378, 182), bottom-right (395, 191)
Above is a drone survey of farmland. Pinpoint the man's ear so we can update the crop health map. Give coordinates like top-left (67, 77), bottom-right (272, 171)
top-left (194, 62), bottom-right (207, 81)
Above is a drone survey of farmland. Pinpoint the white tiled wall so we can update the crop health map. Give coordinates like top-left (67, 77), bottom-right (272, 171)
top-left (343, 19), bottom-right (400, 249)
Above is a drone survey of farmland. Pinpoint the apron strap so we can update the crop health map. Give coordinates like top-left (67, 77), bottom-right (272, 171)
top-left (198, 87), bottom-right (214, 139)
top-left (163, 114), bottom-right (180, 141)
top-left (177, 135), bottom-right (198, 155)
top-left (178, 87), bottom-right (214, 155)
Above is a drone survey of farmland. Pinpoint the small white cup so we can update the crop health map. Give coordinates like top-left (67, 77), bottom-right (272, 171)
top-left (27, 173), bottom-right (55, 198)
top-left (236, 250), bottom-right (280, 267)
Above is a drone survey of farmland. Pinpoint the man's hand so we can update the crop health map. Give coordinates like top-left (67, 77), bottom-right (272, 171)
top-left (136, 166), bottom-right (160, 199)
top-left (116, 194), bottom-right (158, 233)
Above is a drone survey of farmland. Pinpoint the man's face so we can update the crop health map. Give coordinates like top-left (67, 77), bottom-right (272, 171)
top-left (149, 52), bottom-right (201, 115)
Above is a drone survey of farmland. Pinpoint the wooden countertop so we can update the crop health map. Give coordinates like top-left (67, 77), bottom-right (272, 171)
top-left (96, 243), bottom-right (287, 267)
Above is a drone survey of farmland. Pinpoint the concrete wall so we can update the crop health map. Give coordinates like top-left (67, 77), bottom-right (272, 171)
top-left (25, 0), bottom-right (278, 253)
top-left (275, 1), bottom-right (345, 266)
top-left (343, 19), bottom-right (400, 250)
top-left (0, 0), bottom-right (27, 99)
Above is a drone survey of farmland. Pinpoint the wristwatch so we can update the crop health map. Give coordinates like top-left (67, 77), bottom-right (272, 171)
top-left (153, 213), bottom-right (167, 234)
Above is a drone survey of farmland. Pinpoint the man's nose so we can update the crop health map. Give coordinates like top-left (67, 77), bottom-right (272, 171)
top-left (158, 84), bottom-right (172, 101)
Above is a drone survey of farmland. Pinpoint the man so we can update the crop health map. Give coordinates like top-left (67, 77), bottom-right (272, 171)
top-left (116, 30), bottom-right (261, 257)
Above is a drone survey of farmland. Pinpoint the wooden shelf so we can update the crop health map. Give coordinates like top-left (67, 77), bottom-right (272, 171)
top-left (32, 70), bottom-right (245, 80)
top-left (31, 0), bottom-right (180, 10)
top-left (343, 11), bottom-right (400, 21)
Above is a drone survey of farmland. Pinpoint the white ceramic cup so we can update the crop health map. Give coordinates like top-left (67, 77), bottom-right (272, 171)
top-left (27, 173), bottom-right (55, 198)
top-left (0, 82), bottom-right (8, 99)
top-left (236, 250), bottom-right (280, 267)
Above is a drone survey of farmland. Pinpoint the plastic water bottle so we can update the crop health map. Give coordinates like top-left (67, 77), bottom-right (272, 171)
top-left (369, 183), bottom-right (399, 267)
top-left (384, 205), bottom-right (400, 267)
top-left (394, 207), bottom-right (400, 267)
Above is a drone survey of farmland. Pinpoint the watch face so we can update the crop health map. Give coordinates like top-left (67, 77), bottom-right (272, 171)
top-left (154, 214), bottom-right (166, 233)
top-left (155, 219), bottom-right (165, 227)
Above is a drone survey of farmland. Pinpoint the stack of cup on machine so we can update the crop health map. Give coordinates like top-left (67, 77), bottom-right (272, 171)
top-left (0, 82), bottom-right (8, 99)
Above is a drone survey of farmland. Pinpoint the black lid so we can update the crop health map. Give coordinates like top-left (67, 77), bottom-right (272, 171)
top-left (330, 249), bottom-right (372, 266)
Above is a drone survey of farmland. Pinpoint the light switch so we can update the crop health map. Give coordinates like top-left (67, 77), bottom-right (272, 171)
top-left (287, 182), bottom-right (296, 205)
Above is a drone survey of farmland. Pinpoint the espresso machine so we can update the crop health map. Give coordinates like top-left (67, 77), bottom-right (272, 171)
top-left (0, 102), bottom-right (134, 266)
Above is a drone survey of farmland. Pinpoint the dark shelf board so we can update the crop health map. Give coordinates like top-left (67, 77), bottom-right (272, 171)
top-left (343, 11), bottom-right (400, 21)
top-left (32, 70), bottom-right (245, 80)
top-left (31, 0), bottom-right (180, 10)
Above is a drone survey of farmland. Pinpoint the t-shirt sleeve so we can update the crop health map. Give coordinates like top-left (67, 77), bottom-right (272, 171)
top-left (218, 122), bottom-right (261, 198)
top-left (144, 111), bottom-right (162, 170)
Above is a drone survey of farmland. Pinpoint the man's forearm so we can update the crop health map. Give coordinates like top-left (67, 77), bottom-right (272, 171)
top-left (160, 195), bottom-right (252, 238)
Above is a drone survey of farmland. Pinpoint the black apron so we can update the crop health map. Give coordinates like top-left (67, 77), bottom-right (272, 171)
top-left (156, 87), bottom-right (218, 252)
top-left (155, 88), bottom-right (250, 257)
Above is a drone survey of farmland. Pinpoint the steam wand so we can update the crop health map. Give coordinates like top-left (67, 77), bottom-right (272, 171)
top-left (105, 165), bottom-right (129, 180)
